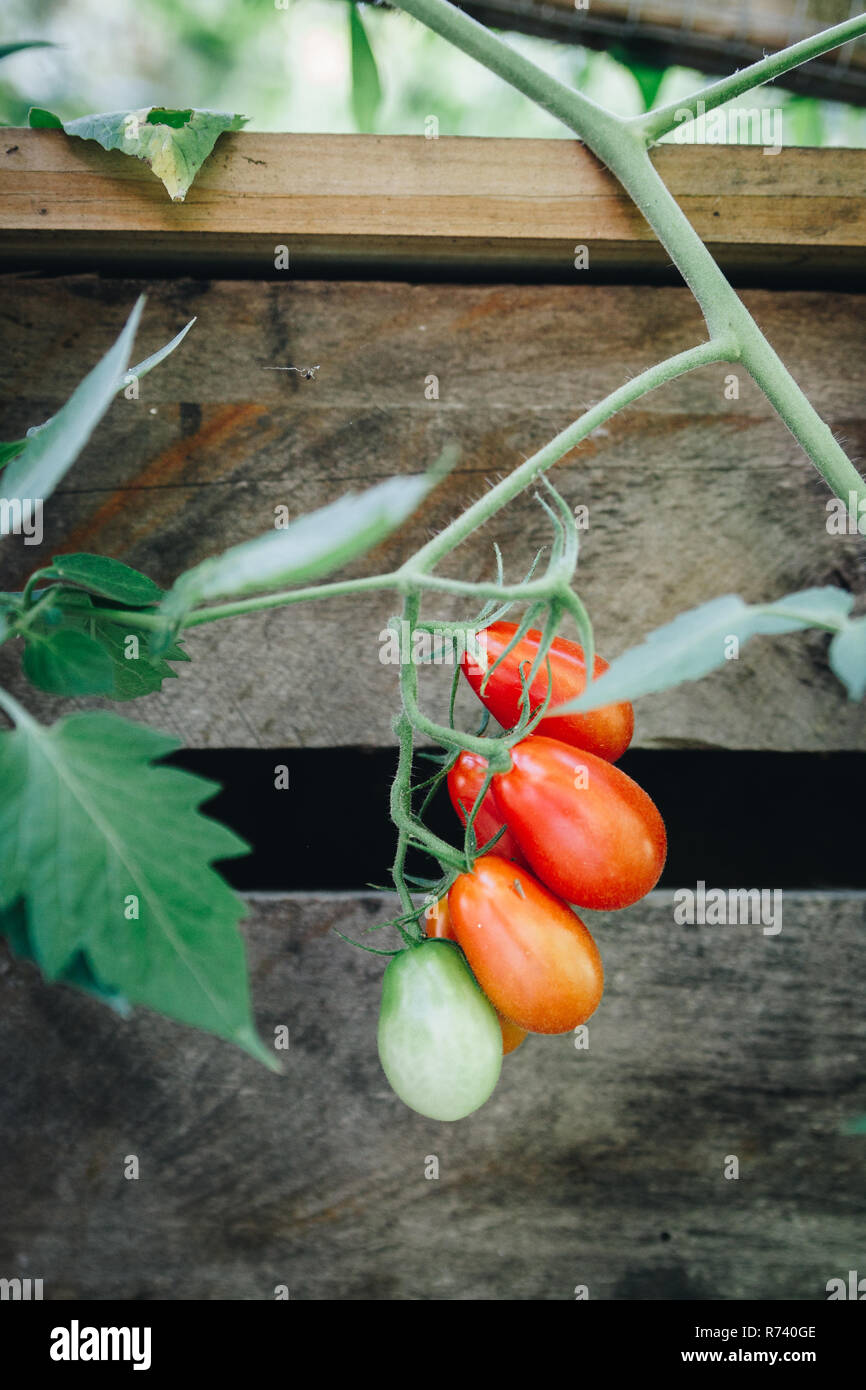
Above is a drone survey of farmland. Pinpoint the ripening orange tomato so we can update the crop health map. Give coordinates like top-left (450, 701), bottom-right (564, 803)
top-left (425, 894), bottom-right (527, 1054)
top-left (447, 856), bottom-right (604, 1035)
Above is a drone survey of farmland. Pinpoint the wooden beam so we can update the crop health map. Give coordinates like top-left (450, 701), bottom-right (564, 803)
top-left (2, 131), bottom-right (866, 282)
top-left (1, 891), bottom-right (862, 1300)
top-left (460, 0), bottom-right (866, 105)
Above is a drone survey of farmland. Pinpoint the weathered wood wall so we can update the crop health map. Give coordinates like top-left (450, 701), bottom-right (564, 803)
top-left (0, 134), bottom-right (863, 1303)
top-left (0, 892), bottom-right (862, 1300)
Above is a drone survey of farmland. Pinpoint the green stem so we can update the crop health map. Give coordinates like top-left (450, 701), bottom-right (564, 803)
top-left (21, 568), bottom-right (57, 609)
top-left (180, 572), bottom-right (400, 628)
top-left (404, 338), bottom-right (731, 573)
top-left (393, 601), bottom-right (474, 878)
top-left (395, 0), bottom-right (866, 517)
top-left (390, 710), bottom-right (419, 919)
top-left (638, 15), bottom-right (866, 143)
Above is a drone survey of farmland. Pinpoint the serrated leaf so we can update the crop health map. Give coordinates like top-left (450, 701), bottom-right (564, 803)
top-left (49, 553), bottom-right (163, 606)
top-left (31, 105), bottom-right (247, 201)
top-left (163, 473), bottom-right (432, 621)
top-left (1, 305), bottom-right (194, 517)
top-left (2, 299), bottom-right (144, 510)
top-left (561, 588), bottom-right (854, 713)
top-left (24, 590), bottom-right (188, 701)
top-left (1, 899), bottom-right (131, 1016)
top-left (829, 618), bottom-right (866, 700)
top-left (349, 4), bottom-right (383, 132)
top-left (0, 709), bottom-right (275, 1068)
top-left (22, 628), bottom-right (115, 695)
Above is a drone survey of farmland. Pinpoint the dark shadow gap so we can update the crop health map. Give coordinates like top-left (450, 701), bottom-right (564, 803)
top-left (165, 747), bottom-right (866, 892)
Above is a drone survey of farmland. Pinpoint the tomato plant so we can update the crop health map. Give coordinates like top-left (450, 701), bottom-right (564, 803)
top-left (448, 857), bottom-right (604, 1034)
top-left (2, 5), bottom-right (866, 1122)
top-left (377, 939), bottom-right (503, 1120)
top-left (493, 736), bottom-right (667, 911)
top-left (462, 621), bottom-right (634, 761)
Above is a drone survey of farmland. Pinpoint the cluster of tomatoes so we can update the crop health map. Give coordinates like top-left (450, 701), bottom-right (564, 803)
top-left (378, 622), bottom-right (667, 1121)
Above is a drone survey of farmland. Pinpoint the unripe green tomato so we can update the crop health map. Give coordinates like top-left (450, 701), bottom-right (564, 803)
top-left (377, 939), bottom-right (502, 1121)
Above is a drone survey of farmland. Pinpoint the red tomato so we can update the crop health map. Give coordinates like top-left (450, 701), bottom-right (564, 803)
top-left (447, 749), bottom-right (528, 868)
top-left (425, 894), bottom-right (527, 1054)
top-left (462, 621), bottom-right (634, 762)
top-left (492, 736), bottom-right (666, 910)
top-left (447, 856), bottom-right (604, 1034)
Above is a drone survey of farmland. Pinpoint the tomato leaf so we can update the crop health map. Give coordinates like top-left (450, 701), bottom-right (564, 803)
top-left (30, 105), bottom-right (247, 201)
top-left (20, 591), bottom-right (188, 700)
top-left (161, 472), bottom-right (433, 625)
top-left (48, 554), bottom-right (163, 606)
top-left (2, 299), bottom-right (144, 511)
top-left (562, 587), bottom-right (855, 712)
top-left (0, 709), bottom-right (276, 1068)
top-left (349, 4), bottom-right (383, 132)
top-left (0, 440), bottom-right (26, 470)
top-left (1, 306), bottom-right (194, 516)
top-left (1, 899), bottom-right (131, 1016)
top-left (21, 627), bottom-right (115, 696)
top-left (829, 618), bottom-right (866, 701)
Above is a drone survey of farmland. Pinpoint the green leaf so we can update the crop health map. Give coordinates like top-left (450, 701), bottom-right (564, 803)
top-left (0, 709), bottom-right (276, 1068)
top-left (1, 899), bottom-right (131, 1016)
top-left (30, 105), bottom-right (248, 201)
top-left (1, 305), bottom-right (194, 516)
top-left (349, 4), bottom-right (383, 132)
top-left (49, 554), bottom-right (163, 606)
top-left (22, 590), bottom-right (188, 701)
top-left (829, 618), bottom-right (866, 701)
top-left (0, 42), bottom-right (55, 61)
top-left (2, 299), bottom-right (144, 511)
top-left (0, 440), bottom-right (26, 470)
top-left (611, 47), bottom-right (667, 111)
top-left (126, 316), bottom-right (196, 383)
top-left (27, 105), bottom-right (63, 126)
top-left (561, 588), bottom-right (854, 713)
top-left (162, 472), bottom-right (432, 622)
top-left (22, 628), bottom-right (115, 695)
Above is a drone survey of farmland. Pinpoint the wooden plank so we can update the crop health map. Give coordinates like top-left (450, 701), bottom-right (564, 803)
top-left (3, 133), bottom-right (866, 281)
top-left (0, 275), bottom-right (864, 751)
top-left (0, 890), bottom-right (862, 1300)
top-left (470, 0), bottom-right (866, 79)
top-left (461, 0), bottom-right (866, 105)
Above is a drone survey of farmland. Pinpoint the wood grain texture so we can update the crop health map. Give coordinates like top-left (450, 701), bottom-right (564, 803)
top-left (1, 275), bottom-right (864, 750)
top-left (0, 891), bottom-right (862, 1301)
top-left (3, 134), bottom-right (866, 280)
top-left (460, 0), bottom-right (866, 107)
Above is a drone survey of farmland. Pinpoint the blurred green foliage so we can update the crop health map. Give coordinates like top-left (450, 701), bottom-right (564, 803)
top-left (2, 0), bottom-right (866, 146)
